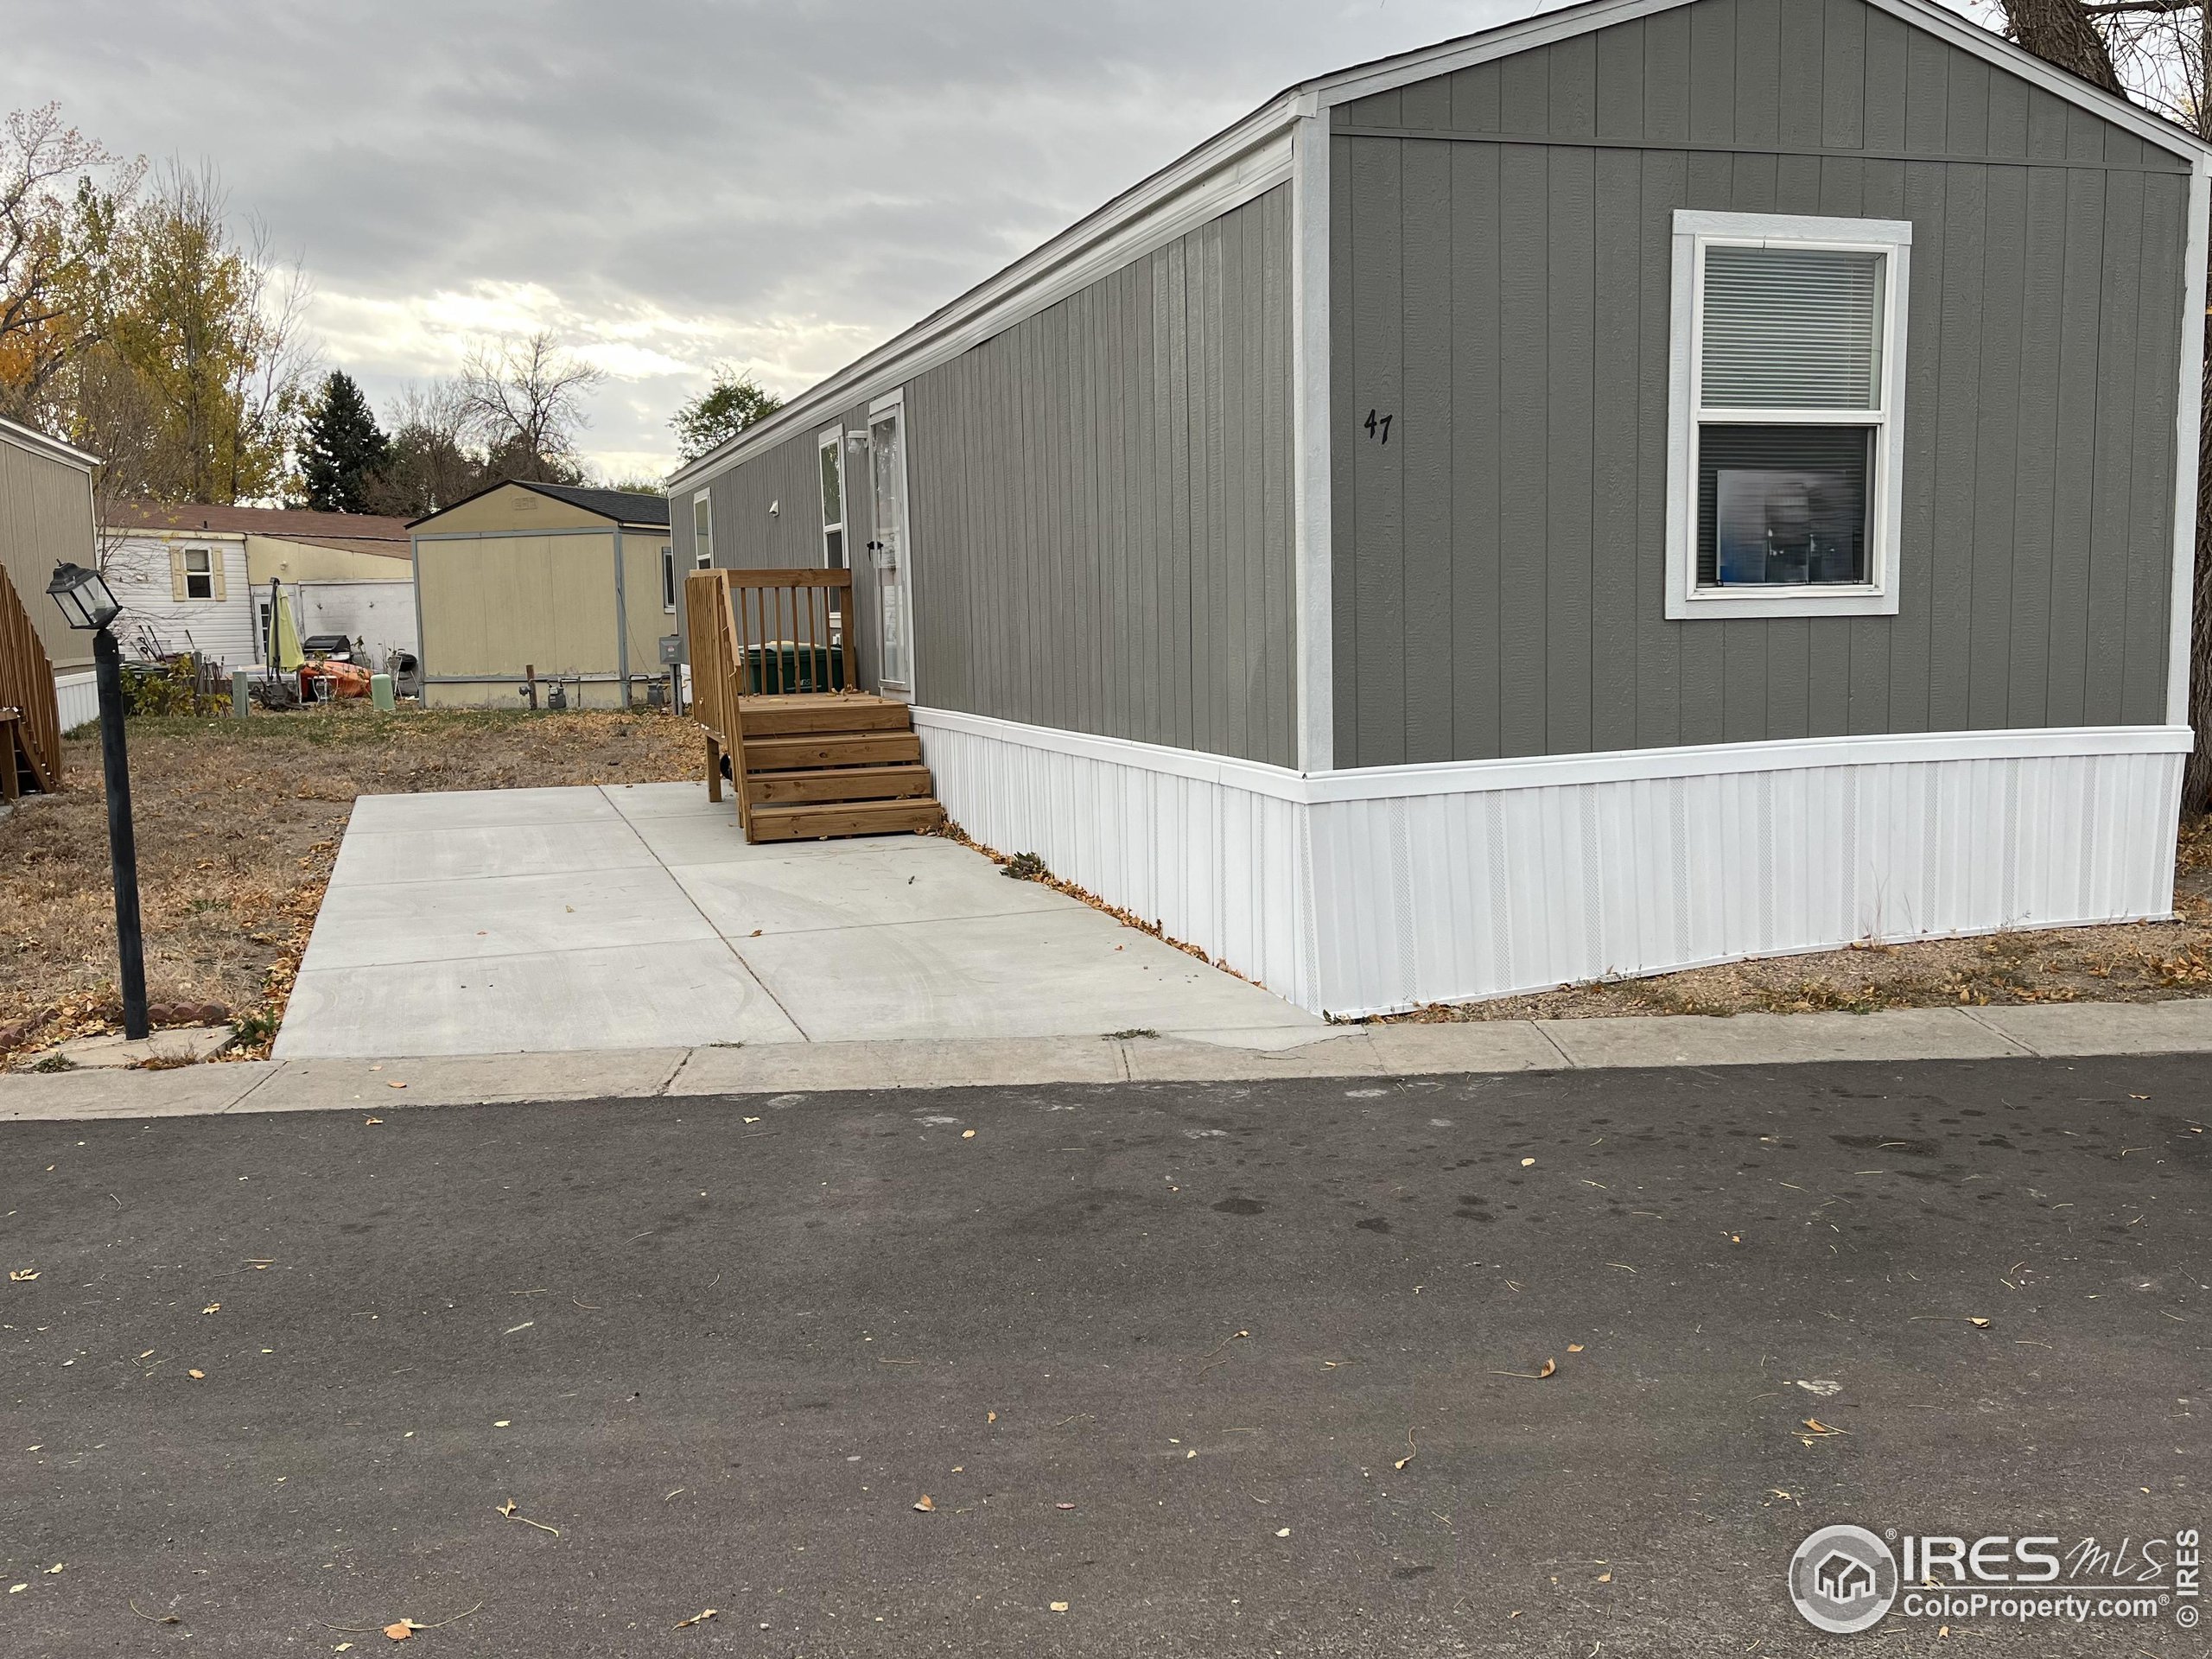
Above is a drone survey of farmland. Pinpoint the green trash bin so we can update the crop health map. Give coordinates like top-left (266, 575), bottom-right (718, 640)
top-left (742, 642), bottom-right (846, 694)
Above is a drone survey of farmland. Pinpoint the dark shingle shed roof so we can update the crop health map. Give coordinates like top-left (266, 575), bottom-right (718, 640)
top-left (408, 479), bottom-right (669, 531)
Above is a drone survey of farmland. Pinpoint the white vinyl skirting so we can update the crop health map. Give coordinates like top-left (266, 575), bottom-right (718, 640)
top-left (913, 707), bottom-right (2190, 1020)
top-left (54, 670), bottom-right (99, 732)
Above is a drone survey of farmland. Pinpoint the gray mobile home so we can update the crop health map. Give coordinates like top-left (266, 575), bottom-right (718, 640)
top-left (671, 0), bottom-right (2209, 1018)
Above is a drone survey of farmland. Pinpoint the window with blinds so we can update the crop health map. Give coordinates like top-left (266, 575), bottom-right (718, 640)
top-left (1700, 247), bottom-right (1884, 411)
top-left (1672, 219), bottom-right (1906, 613)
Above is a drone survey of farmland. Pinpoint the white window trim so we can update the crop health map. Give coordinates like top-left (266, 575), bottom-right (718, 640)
top-left (183, 545), bottom-right (214, 601)
top-left (660, 543), bottom-right (676, 613)
top-left (691, 489), bottom-right (714, 569)
top-left (817, 424), bottom-right (846, 569)
top-left (1665, 209), bottom-right (1912, 620)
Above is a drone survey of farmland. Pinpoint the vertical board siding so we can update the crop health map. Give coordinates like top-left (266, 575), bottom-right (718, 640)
top-left (1330, 0), bottom-right (2191, 766)
top-left (887, 185), bottom-right (1294, 767)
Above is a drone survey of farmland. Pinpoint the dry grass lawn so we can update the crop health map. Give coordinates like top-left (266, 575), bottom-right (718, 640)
top-left (0, 705), bottom-right (698, 1062)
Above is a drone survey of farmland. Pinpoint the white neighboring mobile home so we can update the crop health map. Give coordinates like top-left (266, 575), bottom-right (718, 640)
top-left (101, 503), bottom-right (416, 671)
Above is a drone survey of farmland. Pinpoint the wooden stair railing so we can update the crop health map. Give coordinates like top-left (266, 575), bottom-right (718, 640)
top-left (683, 567), bottom-right (941, 844)
top-left (0, 563), bottom-right (60, 799)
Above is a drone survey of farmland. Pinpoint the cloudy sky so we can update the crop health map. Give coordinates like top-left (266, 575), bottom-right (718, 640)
top-left (3, 0), bottom-right (1567, 484)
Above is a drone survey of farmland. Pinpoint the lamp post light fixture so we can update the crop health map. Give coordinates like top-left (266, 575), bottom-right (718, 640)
top-left (46, 561), bottom-right (148, 1041)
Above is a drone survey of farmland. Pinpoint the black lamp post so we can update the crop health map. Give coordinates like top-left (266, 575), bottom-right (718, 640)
top-left (47, 561), bottom-right (147, 1041)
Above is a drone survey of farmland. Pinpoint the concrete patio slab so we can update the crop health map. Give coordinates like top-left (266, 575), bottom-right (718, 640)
top-left (280, 937), bottom-right (804, 1058)
top-left (731, 905), bottom-right (1320, 1043)
top-left (347, 786), bottom-right (622, 832)
top-left (1967, 997), bottom-right (2212, 1056)
top-left (671, 842), bottom-right (1067, 938)
top-left (332, 819), bottom-right (658, 886)
top-left (601, 780), bottom-right (731, 820)
top-left (276, 782), bottom-right (1319, 1058)
top-left (302, 863), bottom-right (718, 971)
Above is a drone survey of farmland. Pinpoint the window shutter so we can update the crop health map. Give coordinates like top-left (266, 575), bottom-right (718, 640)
top-left (169, 547), bottom-right (187, 601)
top-left (212, 554), bottom-right (227, 601)
top-left (1700, 246), bottom-right (1882, 410)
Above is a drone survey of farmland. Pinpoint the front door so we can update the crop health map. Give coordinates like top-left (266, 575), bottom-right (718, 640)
top-left (866, 402), bottom-right (914, 696)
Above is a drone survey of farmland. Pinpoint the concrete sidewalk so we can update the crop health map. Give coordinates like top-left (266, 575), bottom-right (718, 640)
top-left (276, 781), bottom-right (1320, 1058)
top-left (9, 995), bottom-right (2211, 1122)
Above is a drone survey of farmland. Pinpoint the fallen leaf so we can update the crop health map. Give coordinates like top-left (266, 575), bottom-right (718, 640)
top-left (496, 1500), bottom-right (517, 1517)
top-left (742, 1116), bottom-right (760, 1124)
top-left (188, 1369), bottom-right (206, 1380)
top-left (43, 1563), bottom-right (62, 1574)
top-left (913, 1495), bottom-right (935, 1512)
top-left (493, 1420), bottom-right (511, 1428)
top-left (1801, 1418), bottom-right (1847, 1436)
top-left (337, 1646), bottom-right (353, 1653)
top-left (1538, 1357), bottom-right (1557, 1378)
top-left (382, 1623), bottom-right (410, 1643)
top-left (4, 1584), bottom-right (22, 1595)
top-left (1795, 1379), bottom-right (1843, 1396)
top-left (961, 1128), bottom-right (976, 1140)
top-left (1274, 1528), bottom-right (1292, 1538)
top-left (201, 1302), bottom-right (220, 1315)
top-left (1049, 1600), bottom-right (1070, 1612)
top-left (673, 1609), bottom-right (718, 1629)
top-left (1395, 1427), bottom-right (1418, 1471)
top-left (363, 1117), bottom-right (382, 1126)
top-left (1519, 1158), bottom-right (1535, 1167)
top-left (988, 1411), bottom-right (998, 1424)
top-left (386, 1081), bottom-right (407, 1090)
top-left (1968, 1317), bottom-right (1993, 1329)
top-left (1598, 1572), bottom-right (1613, 1583)
top-left (1567, 1344), bottom-right (1585, 1353)
top-left (8, 1268), bottom-right (38, 1282)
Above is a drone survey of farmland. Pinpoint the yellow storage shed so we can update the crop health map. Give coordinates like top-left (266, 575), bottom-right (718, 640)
top-left (410, 482), bottom-right (673, 709)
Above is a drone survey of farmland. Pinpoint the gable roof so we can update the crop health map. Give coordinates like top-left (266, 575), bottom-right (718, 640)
top-left (669, 0), bottom-right (2211, 494)
top-left (106, 500), bottom-right (415, 559)
top-left (408, 478), bottom-right (670, 531)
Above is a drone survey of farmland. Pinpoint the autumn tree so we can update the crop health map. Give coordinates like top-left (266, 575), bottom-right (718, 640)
top-left (670, 365), bottom-right (782, 463)
top-left (0, 104), bottom-right (141, 428)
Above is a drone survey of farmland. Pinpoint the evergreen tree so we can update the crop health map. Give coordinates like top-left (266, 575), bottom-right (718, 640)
top-left (298, 369), bottom-right (388, 512)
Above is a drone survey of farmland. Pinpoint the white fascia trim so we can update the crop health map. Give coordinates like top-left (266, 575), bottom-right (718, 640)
top-left (912, 703), bottom-right (2189, 804)
top-left (0, 412), bottom-right (97, 469)
top-left (1290, 95), bottom-right (1334, 772)
top-left (2169, 155), bottom-right (2210, 728)
top-left (671, 104), bottom-right (1300, 492)
top-left (1666, 210), bottom-right (1910, 621)
top-left (1309, 0), bottom-right (2212, 164)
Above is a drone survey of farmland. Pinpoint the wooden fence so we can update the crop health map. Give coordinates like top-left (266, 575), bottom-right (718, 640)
top-left (0, 563), bottom-right (60, 798)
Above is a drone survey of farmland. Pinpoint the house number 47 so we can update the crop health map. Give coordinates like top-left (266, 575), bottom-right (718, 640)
top-left (1364, 409), bottom-right (1393, 444)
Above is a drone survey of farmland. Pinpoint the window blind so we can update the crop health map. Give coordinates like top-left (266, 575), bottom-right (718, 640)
top-left (1700, 246), bottom-right (1883, 410)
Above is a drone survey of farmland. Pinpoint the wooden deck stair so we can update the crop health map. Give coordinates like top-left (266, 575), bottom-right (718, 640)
top-left (734, 693), bottom-right (943, 842)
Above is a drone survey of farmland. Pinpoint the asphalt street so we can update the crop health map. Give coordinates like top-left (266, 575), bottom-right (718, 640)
top-left (2, 1056), bottom-right (2207, 1656)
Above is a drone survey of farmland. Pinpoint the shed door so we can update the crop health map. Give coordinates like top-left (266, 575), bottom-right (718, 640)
top-left (867, 404), bottom-right (914, 696)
